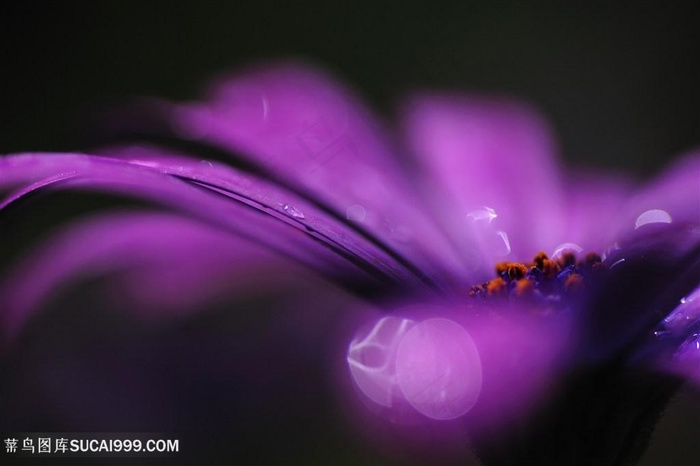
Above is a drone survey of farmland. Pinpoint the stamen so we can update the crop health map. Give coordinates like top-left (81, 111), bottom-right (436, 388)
top-left (469, 251), bottom-right (606, 305)
top-left (496, 262), bottom-right (528, 280)
top-left (564, 274), bottom-right (584, 294)
top-left (486, 277), bottom-right (508, 296)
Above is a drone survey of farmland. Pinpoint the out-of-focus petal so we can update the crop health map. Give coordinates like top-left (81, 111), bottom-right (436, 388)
top-left (615, 151), bottom-right (700, 249)
top-left (0, 211), bottom-right (317, 339)
top-left (343, 299), bottom-right (571, 452)
top-left (131, 62), bottom-right (471, 289)
top-left (558, 170), bottom-right (633, 254)
top-left (0, 153), bottom-right (427, 298)
top-left (400, 94), bottom-right (565, 273)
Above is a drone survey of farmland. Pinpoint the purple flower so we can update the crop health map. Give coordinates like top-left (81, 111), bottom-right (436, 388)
top-left (1, 61), bottom-right (698, 465)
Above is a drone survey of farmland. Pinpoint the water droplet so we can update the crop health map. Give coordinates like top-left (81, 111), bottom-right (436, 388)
top-left (635, 209), bottom-right (672, 229)
top-left (675, 333), bottom-right (700, 362)
top-left (491, 230), bottom-right (511, 257)
top-left (680, 288), bottom-right (700, 305)
top-left (663, 288), bottom-right (700, 331)
top-left (383, 219), bottom-right (412, 243)
top-left (128, 159), bottom-right (160, 169)
top-left (281, 204), bottom-right (305, 219)
top-left (552, 243), bottom-right (583, 261)
top-left (610, 258), bottom-right (626, 269)
top-left (346, 204), bottom-right (366, 222)
top-left (261, 94), bottom-right (270, 120)
top-left (466, 207), bottom-right (511, 258)
top-left (199, 160), bottom-right (214, 168)
top-left (467, 206), bottom-right (498, 224)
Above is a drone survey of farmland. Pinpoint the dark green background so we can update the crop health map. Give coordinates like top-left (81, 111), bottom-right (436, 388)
top-left (1, 2), bottom-right (698, 177)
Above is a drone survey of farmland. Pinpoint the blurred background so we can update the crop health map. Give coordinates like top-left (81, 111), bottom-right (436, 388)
top-left (1, 2), bottom-right (698, 465)
top-left (1, 2), bottom-right (698, 176)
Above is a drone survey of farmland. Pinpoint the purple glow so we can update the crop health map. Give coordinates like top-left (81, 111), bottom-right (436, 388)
top-left (344, 300), bottom-right (571, 435)
top-left (395, 318), bottom-right (482, 420)
top-left (347, 316), bottom-right (482, 421)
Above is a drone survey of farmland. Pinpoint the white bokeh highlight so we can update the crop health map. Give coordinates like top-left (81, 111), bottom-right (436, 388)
top-left (347, 316), bottom-right (416, 408)
top-left (347, 316), bottom-right (482, 420)
top-left (396, 318), bottom-right (482, 420)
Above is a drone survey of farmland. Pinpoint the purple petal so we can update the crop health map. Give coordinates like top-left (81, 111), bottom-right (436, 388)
top-left (0, 153), bottom-right (428, 310)
top-left (559, 170), bottom-right (633, 254)
top-left (672, 331), bottom-right (700, 387)
top-left (400, 94), bottom-right (565, 268)
top-left (96, 145), bottom-right (438, 288)
top-left (0, 211), bottom-right (315, 339)
top-left (148, 62), bottom-right (472, 288)
top-left (645, 286), bottom-right (700, 386)
top-left (343, 299), bottom-right (570, 441)
top-left (616, 151), bottom-right (700, 247)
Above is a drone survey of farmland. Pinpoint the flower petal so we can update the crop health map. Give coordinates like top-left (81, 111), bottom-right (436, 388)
top-left (615, 151), bottom-right (700, 247)
top-left (400, 94), bottom-right (565, 270)
top-left (0, 153), bottom-right (427, 304)
top-left (578, 224), bottom-right (700, 364)
top-left (558, 170), bottom-right (633, 254)
top-left (344, 299), bottom-right (570, 441)
top-left (0, 210), bottom-right (330, 339)
top-left (113, 62), bottom-right (472, 288)
top-left (631, 285), bottom-right (700, 387)
top-left (95, 144), bottom-right (446, 290)
top-left (665, 287), bottom-right (700, 386)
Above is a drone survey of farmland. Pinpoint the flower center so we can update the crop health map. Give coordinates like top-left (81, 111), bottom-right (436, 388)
top-left (469, 251), bottom-right (607, 304)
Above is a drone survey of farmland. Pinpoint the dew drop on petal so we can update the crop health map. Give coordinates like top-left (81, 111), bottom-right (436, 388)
top-left (467, 206), bottom-right (498, 224)
top-left (129, 159), bottom-right (161, 169)
top-left (672, 330), bottom-right (700, 385)
top-left (466, 207), bottom-right (511, 258)
top-left (347, 317), bottom-right (416, 408)
top-left (395, 318), bottom-right (482, 420)
top-left (216, 83), bottom-right (269, 124)
top-left (610, 258), bottom-right (626, 269)
top-left (382, 218), bottom-right (412, 243)
top-left (635, 209), bottom-right (672, 229)
top-left (346, 204), bottom-right (367, 222)
top-left (281, 204), bottom-right (305, 219)
top-left (551, 243), bottom-right (583, 261)
top-left (663, 288), bottom-right (700, 331)
top-left (492, 230), bottom-right (511, 257)
top-left (261, 93), bottom-right (270, 121)
top-left (675, 333), bottom-right (700, 363)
